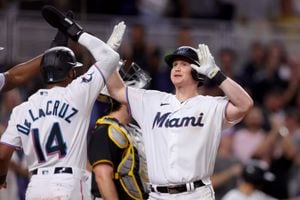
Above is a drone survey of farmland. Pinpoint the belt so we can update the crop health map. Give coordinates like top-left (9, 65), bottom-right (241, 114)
top-left (31, 167), bottom-right (73, 175)
top-left (150, 180), bottom-right (205, 194)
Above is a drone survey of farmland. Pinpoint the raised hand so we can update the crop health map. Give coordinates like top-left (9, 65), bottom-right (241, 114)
top-left (191, 44), bottom-right (220, 79)
top-left (106, 21), bottom-right (126, 51)
top-left (42, 5), bottom-right (83, 41)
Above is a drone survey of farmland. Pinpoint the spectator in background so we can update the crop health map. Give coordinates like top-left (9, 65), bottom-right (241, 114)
top-left (86, 0), bottom-right (139, 15)
top-left (283, 109), bottom-right (300, 198)
top-left (203, 47), bottom-right (239, 97)
top-left (223, 0), bottom-right (279, 21)
top-left (232, 106), bottom-right (267, 164)
top-left (165, 0), bottom-right (235, 20)
top-left (121, 23), bottom-right (161, 90)
top-left (251, 40), bottom-right (291, 104)
top-left (221, 159), bottom-right (276, 200)
top-left (253, 112), bottom-right (299, 199)
top-left (238, 41), bottom-right (266, 95)
top-left (212, 131), bottom-right (242, 200)
top-left (276, 0), bottom-right (300, 24)
top-left (295, 90), bottom-right (300, 115)
top-left (138, 0), bottom-right (168, 20)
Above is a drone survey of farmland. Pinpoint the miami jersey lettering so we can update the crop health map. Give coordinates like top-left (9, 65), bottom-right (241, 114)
top-left (127, 87), bottom-right (230, 185)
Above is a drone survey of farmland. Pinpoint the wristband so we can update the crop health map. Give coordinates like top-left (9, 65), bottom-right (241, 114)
top-left (211, 71), bottom-right (227, 85)
top-left (0, 73), bottom-right (5, 91)
top-left (0, 174), bottom-right (7, 185)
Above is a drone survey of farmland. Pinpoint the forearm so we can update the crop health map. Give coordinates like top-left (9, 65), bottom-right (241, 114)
top-left (107, 69), bottom-right (127, 104)
top-left (95, 174), bottom-right (119, 200)
top-left (1, 55), bottom-right (42, 92)
top-left (0, 161), bottom-right (9, 186)
top-left (219, 77), bottom-right (253, 121)
top-left (0, 144), bottom-right (15, 186)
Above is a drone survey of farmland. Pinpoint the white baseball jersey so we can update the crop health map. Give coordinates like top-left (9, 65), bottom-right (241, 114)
top-left (0, 63), bottom-right (106, 171)
top-left (127, 87), bottom-right (234, 185)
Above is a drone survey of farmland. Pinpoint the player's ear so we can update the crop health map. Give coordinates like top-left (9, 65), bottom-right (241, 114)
top-left (67, 69), bottom-right (77, 80)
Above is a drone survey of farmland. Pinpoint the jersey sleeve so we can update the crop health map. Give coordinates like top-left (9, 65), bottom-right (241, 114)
top-left (126, 87), bottom-right (148, 126)
top-left (0, 108), bottom-right (22, 149)
top-left (88, 124), bottom-right (120, 168)
top-left (66, 63), bottom-right (108, 113)
top-left (214, 96), bottom-right (237, 129)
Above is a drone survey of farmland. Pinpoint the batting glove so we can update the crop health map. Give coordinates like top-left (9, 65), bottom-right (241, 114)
top-left (50, 10), bottom-right (74, 47)
top-left (191, 44), bottom-right (220, 79)
top-left (106, 21), bottom-right (126, 51)
top-left (42, 5), bottom-right (83, 41)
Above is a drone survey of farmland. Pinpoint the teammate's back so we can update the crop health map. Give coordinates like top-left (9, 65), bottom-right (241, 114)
top-left (0, 21), bottom-right (121, 198)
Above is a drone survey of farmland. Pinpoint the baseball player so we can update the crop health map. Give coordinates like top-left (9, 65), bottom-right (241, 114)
top-left (88, 63), bottom-right (150, 200)
top-left (106, 45), bottom-right (253, 200)
top-left (43, 8), bottom-right (253, 200)
top-left (0, 11), bottom-right (124, 199)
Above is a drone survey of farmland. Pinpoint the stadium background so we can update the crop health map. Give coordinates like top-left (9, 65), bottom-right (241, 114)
top-left (0, 0), bottom-right (300, 199)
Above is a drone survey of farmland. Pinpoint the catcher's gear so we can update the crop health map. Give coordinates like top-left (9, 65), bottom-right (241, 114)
top-left (106, 21), bottom-right (126, 51)
top-left (119, 62), bottom-right (151, 89)
top-left (97, 62), bottom-right (151, 115)
top-left (42, 5), bottom-right (83, 41)
top-left (164, 46), bottom-right (206, 84)
top-left (40, 46), bottom-right (83, 83)
top-left (50, 10), bottom-right (74, 48)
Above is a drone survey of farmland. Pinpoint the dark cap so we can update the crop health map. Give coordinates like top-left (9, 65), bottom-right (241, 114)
top-left (165, 46), bottom-right (200, 67)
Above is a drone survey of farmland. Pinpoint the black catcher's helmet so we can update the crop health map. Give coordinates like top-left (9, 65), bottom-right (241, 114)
top-left (164, 46), bottom-right (206, 85)
top-left (40, 46), bottom-right (82, 83)
top-left (97, 61), bottom-right (151, 115)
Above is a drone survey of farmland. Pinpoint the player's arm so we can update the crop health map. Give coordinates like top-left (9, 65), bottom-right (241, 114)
top-left (191, 44), bottom-right (253, 122)
top-left (0, 10), bottom-right (73, 93)
top-left (106, 70), bottom-right (127, 104)
top-left (0, 55), bottom-right (42, 92)
top-left (42, 6), bottom-right (121, 83)
top-left (0, 143), bottom-right (15, 189)
top-left (93, 164), bottom-right (119, 200)
top-left (42, 6), bottom-right (127, 103)
top-left (219, 77), bottom-right (253, 122)
top-left (88, 124), bottom-right (121, 199)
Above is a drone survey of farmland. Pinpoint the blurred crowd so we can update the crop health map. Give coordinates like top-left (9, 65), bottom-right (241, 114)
top-left (0, 0), bottom-right (300, 200)
top-left (1, 0), bottom-right (300, 22)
